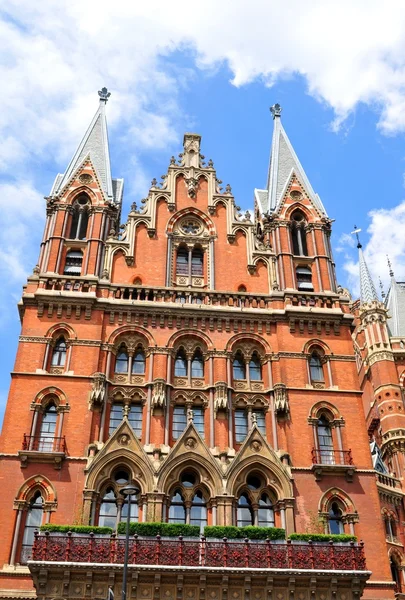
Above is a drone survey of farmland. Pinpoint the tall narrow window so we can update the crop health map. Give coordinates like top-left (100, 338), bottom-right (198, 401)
top-left (69, 197), bottom-right (90, 240)
top-left (99, 488), bottom-right (118, 528)
top-left (168, 490), bottom-right (186, 523)
top-left (128, 405), bottom-right (142, 438)
top-left (233, 352), bottom-right (246, 380)
top-left (237, 493), bottom-right (253, 527)
top-left (174, 350), bottom-right (187, 377)
top-left (173, 406), bottom-right (187, 440)
top-left (193, 407), bottom-right (205, 437)
top-left (176, 247), bottom-right (189, 275)
top-left (328, 502), bottom-right (344, 534)
top-left (38, 404), bottom-right (57, 451)
top-left (235, 409), bottom-right (248, 443)
top-left (191, 350), bottom-right (204, 378)
top-left (51, 338), bottom-right (67, 367)
top-left (291, 212), bottom-right (308, 256)
top-left (191, 248), bottom-right (203, 276)
top-left (109, 403), bottom-right (124, 436)
top-left (258, 494), bottom-right (275, 527)
top-left (121, 492), bottom-right (138, 523)
top-left (63, 250), bottom-right (83, 275)
top-left (190, 491), bottom-right (207, 529)
top-left (309, 352), bottom-right (324, 382)
top-left (132, 349), bottom-right (145, 374)
top-left (317, 415), bottom-right (334, 464)
top-left (115, 348), bottom-right (129, 373)
top-left (21, 492), bottom-right (43, 564)
top-left (249, 354), bottom-right (261, 381)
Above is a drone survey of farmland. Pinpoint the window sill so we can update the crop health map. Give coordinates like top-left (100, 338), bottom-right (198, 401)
top-left (311, 463), bottom-right (355, 483)
top-left (18, 449), bottom-right (66, 470)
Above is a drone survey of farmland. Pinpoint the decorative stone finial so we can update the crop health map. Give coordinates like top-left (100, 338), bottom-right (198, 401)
top-left (351, 225), bottom-right (362, 249)
top-left (387, 255), bottom-right (394, 278)
top-left (98, 87), bottom-right (111, 103)
top-left (270, 103), bottom-right (282, 119)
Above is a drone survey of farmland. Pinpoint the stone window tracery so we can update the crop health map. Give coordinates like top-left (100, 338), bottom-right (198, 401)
top-left (167, 471), bottom-right (208, 529)
top-left (69, 195), bottom-right (90, 240)
top-left (235, 474), bottom-right (275, 527)
top-left (96, 468), bottom-right (139, 528)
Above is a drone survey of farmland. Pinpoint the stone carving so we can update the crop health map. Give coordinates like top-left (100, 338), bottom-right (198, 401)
top-left (274, 383), bottom-right (289, 416)
top-left (214, 381), bottom-right (228, 413)
top-left (90, 372), bottom-right (106, 408)
top-left (151, 379), bottom-right (166, 410)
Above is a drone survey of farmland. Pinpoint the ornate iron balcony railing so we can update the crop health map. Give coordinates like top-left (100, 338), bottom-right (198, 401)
top-left (22, 435), bottom-right (67, 453)
top-left (311, 447), bottom-right (353, 466)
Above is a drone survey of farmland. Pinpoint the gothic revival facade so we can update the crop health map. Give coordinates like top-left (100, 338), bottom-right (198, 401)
top-left (0, 91), bottom-right (404, 600)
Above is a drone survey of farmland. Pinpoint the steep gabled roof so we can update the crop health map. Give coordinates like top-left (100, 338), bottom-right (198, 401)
top-left (358, 246), bottom-right (379, 304)
top-left (255, 104), bottom-right (327, 216)
top-left (385, 275), bottom-right (405, 337)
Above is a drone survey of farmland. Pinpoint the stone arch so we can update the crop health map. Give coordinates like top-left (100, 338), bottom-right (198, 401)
top-left (226, 332), bottom-right (272, 357)
top-left (45, 323), bottom-right (77, 340)
top-left (389, 547), bottom-right (404, 566)
top-left (168, 329), bottom-right (213, 353)
top-left (33, 386), bottom-right (67, 409)
top-left (85, 448), bottom-right (154, 495)
top-left (308, 400), bottom-right (343, 424)
top-left (15, 475), bottom-right (57, 505)
top-left (284, 202), bottom-right (313, 222)
top-left (65, 186), bottom-right (97, 206)
top-left (158, 456), bottom-right (221, 498)
top-left (107, 325), bottom-right (156, 349)
top-left (303, 339), bottom-right (332, 356)
top-left (318, 487), bottom-right (356, 514)
top-left (227, 454), bottom-right (293, 501)
top-left (166, 206), bottom-right (216, 236)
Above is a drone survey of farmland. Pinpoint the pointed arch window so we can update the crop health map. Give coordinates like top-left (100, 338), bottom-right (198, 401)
top-left (63, 250), bottom-right (83, 275)
top-left (237, 493), bottom-right (254, 527)
top-left (176, 247), bottom-right (189, 275)
top-left (317, 415), bottom-right (334, 464)
top-left (115, 348), bottom-right (129, 373)
top-left (51, 337), bottom-right (67, 367)
top-left (69, 196), bottom-right (90, 240)
top-left (132, 349), bottom-right (145, 374)
top-left (191, 248), bottom-right (203, 276)
top-left (20, 492), bottom-right (44, 564)
top-left (99, 487), bottom-right (118, 529)
top-left (291, 211), bottom-right (308, 256)
top-left (174, 350), bottom-right (188, 377)
top-left (249, 354), bottom-right (261, 381)
top-left (191, 350), bottom-right (204, 378)
top-left (190, 490), bottom-right (207, 529)
top-left (328, 502), bottom-right (344, 534)
top-left (258, 494), bottom-right (275, 527)
top-left (309, 352), bottom-right (324, 382)
top-left (233, 352), bottom-right (246, 380)
top-left (168, 490), bottom-right (186, 524)
top-left (38, 404), bottom-right (57, 452)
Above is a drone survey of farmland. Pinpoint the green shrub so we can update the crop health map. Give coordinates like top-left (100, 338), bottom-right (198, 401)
top-left (204, 526), bottom-right (285, 540)
top-left (289, 533), bottom-right (357, 543)
top-left (116, 522), bottom-right (200, 537)
top-left (40, 524), bottom-right (113, 535)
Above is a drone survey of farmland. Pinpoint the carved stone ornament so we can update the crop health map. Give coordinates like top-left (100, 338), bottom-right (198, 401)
top-left (273, 383), bottom-right (289, 416)
top-left (90, 372), bottom-right (106, 408)
top-left (184, 436), bottom-right (197, 449)
top-left (250, 440), bottom-right (262, 452)
top-left (151, 379), bottom-right (166, 410)
top-left (214, 381), bottom-right (228, 413)
top-left (118, 433), bottom-right (130, 446)
top-left (79, 173), bottom-right (93, 184)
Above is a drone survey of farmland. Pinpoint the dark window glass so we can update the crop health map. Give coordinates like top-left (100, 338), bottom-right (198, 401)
top-left (168, 490), bottom-right (186, 523)
top-left (258, 494), bottom-right (275, 527)
top-left (176, 248), bottom-right (189, 275)
top-left (247, 475), bottom-right (262, 490)
top-left (63, 250), bottom-right (83, 275)
top-left (128, 404), bottom-right (142, 438)
top-left (249, 354), bottom-right (261, 380)
top-left (109, 403), bottom-right (124, 436)
top-left (180, 472), bottom-right (196, 487)
top-left (78, 211), bottom-right (89, 240)
top-left (51, 338), bottom-right (67, 367)
top-left (173, 406), bottom-right (187, 440)
top-left (235, 409), bottom-right (248, 443)
top-left (191, 352), bottom-right (204, 378)
top-left (114, 470), bottom-right (129, 485)
top-left (21, 492), bottom-right (43, 563)
top-left (115, 350), bottom-right (128, 373)
top-left (237, 493), bottom-right (253, 527)
top-left (174, 351), bottom-right (187, 377)
top-left (132, 350), bottom-right (145, 374)
top-left (310, 353), bottom-right (324, 381)
top-left (190, 490), bottom-right (207, 529)
top-left (39, 405), bottom-right (57, 451)
top-left (99, 487), bottom-right (117, 528)
top-left (191, 249), bottom-right (203, 276)
top-left (328, 502), bottom-right (343, 535)
top-left (233, 354), bottom-right (246, 380)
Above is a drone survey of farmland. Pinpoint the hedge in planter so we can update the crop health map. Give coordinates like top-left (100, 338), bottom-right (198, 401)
top-left (204, 526), bottom-right (285, 540)
top-left (116, 522), bottom-right (200, 537)
top-left (40, 524), bottom-right (113, 535)
top-left (289, 533), bottom-right (357, 543)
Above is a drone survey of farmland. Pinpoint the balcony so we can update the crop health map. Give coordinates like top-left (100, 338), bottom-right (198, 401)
top-left (311, 447), bottom-right (355, 482)
top-left (18, 435), bottom-right (67, 470)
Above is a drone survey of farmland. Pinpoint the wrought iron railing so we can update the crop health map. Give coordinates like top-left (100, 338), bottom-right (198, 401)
top-left (311, 447), bottom-right (353, 466)
top-left (22, 435), bottom-right (67, 453)
top-left (31, 532), bottom-right (366, 571)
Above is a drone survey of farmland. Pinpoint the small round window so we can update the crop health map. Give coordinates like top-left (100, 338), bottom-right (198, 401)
top-left (180, 220), bottom-right (202, 235)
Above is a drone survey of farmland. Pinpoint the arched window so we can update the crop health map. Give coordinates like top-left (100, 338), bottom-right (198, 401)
top-left (63, 250), bottom-right (83, 275)
top-left (20, 492), bottom-right (44, 563)
top-left (99, 487), bottom-right (118, 528)
top-left (385, 514), bottom-right (398, 542)
top-left (115, 347), bottom-right (129, 373)
top-left (176, 247), bottom-right (189, 275)
top-left (174, 350), bottom-right (187, 377)
top-left (132, 349), bottom-right (145, 374)
top-left (296, 266), bottom-right (313, 291)
top-left (191, 350), bottom-right (204, 378)
top-left (51, 337), bottom-right (67, 367)
top-left (290, 211), bottom-right (308, 256)
top-left (233, 352), bottom-right (246, 380)
top-left (191, 248), bottom-right (203, 276)
top-left (168, 490), bottom-right (186, 523)
top-left (258, 494), bottom-right (275, 527)
top-left (190, 490), bottom-right (207, 529)
top-left (328, 502), bottom-right (344, 534)
top-left (38, 404), bottom-right (57, 452)
top-left (310, 352), bottom-right (324, 382)
top-left (391, 557), bottom-right (402, 592)
top-left (249, 354), bottom-right (261, 381)
top-left (317, 415), bottom-right (334, 464)
top-left (69, 196), bottom-right (90, 240)
top-left (237, 493), bottom-right (254, 527)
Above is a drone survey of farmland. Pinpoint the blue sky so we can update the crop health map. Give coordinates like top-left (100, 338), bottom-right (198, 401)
top-left (1, 1), bottom-right (405, 426)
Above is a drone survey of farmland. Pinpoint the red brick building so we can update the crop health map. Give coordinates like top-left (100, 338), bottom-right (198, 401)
top-left (0, 91), bottom-right (403, 600)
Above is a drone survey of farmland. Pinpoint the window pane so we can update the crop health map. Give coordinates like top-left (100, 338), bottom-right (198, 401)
top-left (176, 249), bottom-right (189, 274)
top-left (51, 339), bottom-right (66, 367)
top-left (258, 494), bottom-right (274, 527)
top-left (169, 491), bottom-right (186, 523)
top-left (190, 492), bottom-right (207, 529)
top-left (128, 405), bottom-right (142, 438)
top-left (174, 354), bottom-right (187, 377)
top-left (21, 494), bottom-right (43, 563)
top-left (99, 488), bottom-right (117, 528)
top-left (253, 410), bottom-right (266, 434)
top-left (173, 406), bottom-right (187, 439)
top-left (191, 250), bottom-right (203, 276)
top-left (115, 351), bottom-right (128, 373)
top-left (193, 407), bottom-right (204, 437)
top-left (310, 354), bottom-right (324, 381)
top-left (132, 351), bottom-right (145, 374)
top-left (233, 356), bottom-right (246, 380)
top-left (39, 406), bottom-right (57, 451)
top-left (109, 403), bottom-right (124, 436)
top-left (191, 355), bottom-right (204, 378)
top-left (235, 409), bottom-right (248, 443)
top-left (249, 357), bottom-right (261, 380)
top-left (121, 497), bottom-right (138, 522)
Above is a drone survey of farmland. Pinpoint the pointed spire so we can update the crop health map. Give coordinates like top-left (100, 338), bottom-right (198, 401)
top-left (50, 88), bottom-right (116, 202)
top-left (255, 104), bottom-right (327, 216)
top-left (352, 226), bottom-right (379, 304)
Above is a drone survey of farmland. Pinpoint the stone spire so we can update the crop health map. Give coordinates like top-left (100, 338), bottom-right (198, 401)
top-left (254, 104), bottom-right (327, 216)
top-left (50, 87), bottom-right (116, 202)
top-left (353, 227), bottom-right (378, 304)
